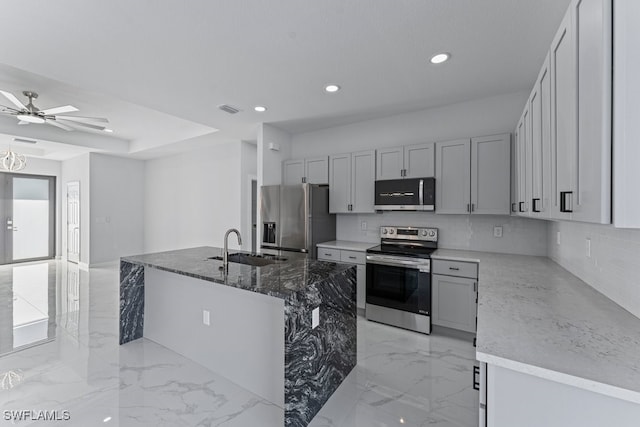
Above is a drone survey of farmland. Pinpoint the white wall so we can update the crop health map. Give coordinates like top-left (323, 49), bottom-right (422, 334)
top-left (547, 221), bottom-right (640, 319)
top-left (240, 141), bottom-right (257, 251)
top-left (257, 123), bottom-right (291, 187)
top-left (339, 213), bottom-right (547, 256)
top-left (89, 153), bottom-right (144, 265)
top-left (144, 141), bottom-right (243, 253)
top-left (290, 91), bottom-right (529, 158)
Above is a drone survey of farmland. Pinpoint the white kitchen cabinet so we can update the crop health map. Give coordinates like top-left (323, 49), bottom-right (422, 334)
top-left (512, 0), bottom-right (611, 225)
top-left (376, 147), bottom-right (404, 180)
top-left (515, 107), bottom-right (530, 215)
top-left (471, 134), bottom-right (512, 215)
top-left (432, 259), bottom-right (478, 333)
top-left (486, 365), bottom-right (640, 427)
top-left (550, 6), bottom-right (576, 220)
top-left (329, 150), bottom-right (375, 214)
top-left (529, 54), bottom-right (552, 218)
top-left (436, 135), bottom-right (510, 215)
top-left (375, 143), bottom-right (435, 180)
top-left (283, 156), bottom-right (328, 185)
top-left (613, 0), bottom-right (640, 228)
top-left (435, 139), bottom-right (471, 214)
top-left (317, 245), bottom-right (368, 310)
top-left (572, 0), bottom-right (611, 224)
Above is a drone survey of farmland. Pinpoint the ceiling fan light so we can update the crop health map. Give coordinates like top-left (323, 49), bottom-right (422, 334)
top-left (16, 114), bottom-right (45, 124)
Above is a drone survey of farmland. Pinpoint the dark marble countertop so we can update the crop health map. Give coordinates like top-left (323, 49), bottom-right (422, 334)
top-left (122, 246), bottom-right (353, 301)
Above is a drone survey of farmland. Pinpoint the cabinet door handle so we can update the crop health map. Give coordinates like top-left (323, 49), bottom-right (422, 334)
top-left (519, 201), bottom-right (525, 212)
top-left (532, 198), bottom-right (541, 213)
top-left (511, 202), bottom-right (517, 212)
top-left (467, 203), bottom-right (470, 212)
top-left (471, 203), bottom-right (475, 212)
top-left (302, 177), bottom-right (307, 183)
top-left (449, 267), bottom-right (460, 271)
top-left (348, 256), bottom-right (357, 260)
top-left (560, 191), bottom-right (573, 213)
top-left (324, 253), bottom-right (332, 257)
top-left (473, 366), bottom-right (480, 390)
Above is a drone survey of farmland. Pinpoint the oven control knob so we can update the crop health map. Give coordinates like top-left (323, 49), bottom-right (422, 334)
top-left (389, 229), bottom-right (394, 234)
top-left (429, 230), bottom-right (436, 237)
top-left (382, 228), bottom-right (388, 234)
top-left (421, 230), bottom-right (428, 236)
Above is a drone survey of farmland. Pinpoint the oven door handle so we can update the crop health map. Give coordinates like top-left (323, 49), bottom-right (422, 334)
top-left (366, 255), bottom-right (430, 271)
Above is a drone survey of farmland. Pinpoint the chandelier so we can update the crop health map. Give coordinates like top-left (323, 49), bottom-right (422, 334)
top-left (0, 150), bottom-right (26, 171)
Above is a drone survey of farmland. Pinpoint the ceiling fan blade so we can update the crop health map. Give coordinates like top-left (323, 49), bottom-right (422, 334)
top-left (56, 119), bottom-right (106, 131)
top-left (1, 105), bottom-right (21, 113)
top-left (0, 90), bottom-right (27, 111)
top-left (39, 105), bottom-right (78, 115)
top-left (54, 115), bottom-right (109, 123)
top-left (46, 119), bottom-right (74, 131)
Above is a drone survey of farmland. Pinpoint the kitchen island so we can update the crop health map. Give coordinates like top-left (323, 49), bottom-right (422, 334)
top-left (119, 246), bottom-right (357, 427)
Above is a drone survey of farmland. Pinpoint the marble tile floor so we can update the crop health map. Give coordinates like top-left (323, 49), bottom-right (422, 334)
top-left (0, 261), bottom-right (478, 426)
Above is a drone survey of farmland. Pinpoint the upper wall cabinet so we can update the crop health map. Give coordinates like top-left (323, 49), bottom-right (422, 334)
top-left (435, 139), bottom-right (471, 215)
top-left (471, 134), bottom-right (512, 215)
top-left (282, 156), bottom-right (328, 185)
top-left (515, 0), bottom-right (611, 224)
top-left (329, 150), bottom-right (375, 214)
top-left (435, 134), bottom-right (511, 216)
top-left (376, 143), bottom-right (435, 180)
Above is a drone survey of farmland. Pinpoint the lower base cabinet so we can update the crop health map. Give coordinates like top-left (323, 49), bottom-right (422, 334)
top-left (484, 364), bottom-right (640, 427)
top-left (431, 259), bottom-right (478, 333)
top-left (317, 246), bottom-right (366, 310)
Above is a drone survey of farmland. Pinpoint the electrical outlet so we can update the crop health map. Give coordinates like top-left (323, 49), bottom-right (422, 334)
top-left (203, 310), bottom-right (210, 326)
top-left (586, 238), bottom-right (591, 258)
top-left (557, 231), bottom-right (561, 245)
top-left (361, 221), bottom-right (367, 231)
top-left (493, 226), bottom-right (503, 238)
top-left (312, 307), bottom-right (320, 329)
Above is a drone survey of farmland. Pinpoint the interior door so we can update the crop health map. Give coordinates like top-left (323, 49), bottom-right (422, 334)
top-left (67, 181), bottom-right (80, 263)
top-left (0, 173), bottom-right (56, 264)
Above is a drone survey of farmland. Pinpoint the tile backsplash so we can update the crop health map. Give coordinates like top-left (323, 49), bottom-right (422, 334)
top-left (337, 213), bottom-right (548, 256)
top-left (547, 221), bottom-right (640, 319)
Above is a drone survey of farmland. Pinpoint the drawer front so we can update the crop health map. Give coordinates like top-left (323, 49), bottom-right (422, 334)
top-left (432, 259), bottom-right (478, 278)
top-left (340, 250), bottom-right (366, 264)
top-left (317, 248), bottom-right (341, 261)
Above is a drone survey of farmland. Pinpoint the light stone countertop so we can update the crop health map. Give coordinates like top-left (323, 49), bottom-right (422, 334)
top-left (316, 240), bottom-right (377, 252)
top-left (432, 248), bottom-right (640, 404)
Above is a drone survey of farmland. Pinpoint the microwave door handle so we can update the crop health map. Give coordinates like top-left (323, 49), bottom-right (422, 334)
top-left (419, 179), bottom-right (423, 206)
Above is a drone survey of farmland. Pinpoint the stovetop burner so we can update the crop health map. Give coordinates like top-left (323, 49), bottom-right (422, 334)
top-left (366, 226), bottom-right (438, 259)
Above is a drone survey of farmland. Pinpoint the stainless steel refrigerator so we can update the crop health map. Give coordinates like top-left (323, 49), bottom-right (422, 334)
top-left (261, 184), bottom-right (336, 258)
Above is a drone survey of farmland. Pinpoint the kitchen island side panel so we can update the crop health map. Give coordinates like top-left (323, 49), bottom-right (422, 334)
top-left (119, 260), bottom-right (144, 344)
top-left (284, 266), bottom-right (357, 427)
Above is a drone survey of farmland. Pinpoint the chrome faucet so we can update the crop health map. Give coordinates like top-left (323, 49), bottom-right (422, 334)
top-left (223, 228), bottom-right (242, 270)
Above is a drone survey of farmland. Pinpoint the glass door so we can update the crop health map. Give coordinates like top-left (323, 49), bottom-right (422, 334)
top-left (0, 173), bottom-right (56, 264)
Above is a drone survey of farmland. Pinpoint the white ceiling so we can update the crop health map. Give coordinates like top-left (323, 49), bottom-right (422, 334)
top-left (0, 0), bottom-right (571, 160)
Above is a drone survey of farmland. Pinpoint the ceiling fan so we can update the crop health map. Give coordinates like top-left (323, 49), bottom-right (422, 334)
top-left (0, 89), bottom-right (110, 132)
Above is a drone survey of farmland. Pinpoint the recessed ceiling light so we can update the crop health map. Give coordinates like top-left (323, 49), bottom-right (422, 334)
top-left (254, 106), bottom-right (267, 112)
top-left (430, 53), bottom-right (451, 64)
top-left (324, 84), bottom-right (341, 93)
top-left (104, 128), bottom-right (114, 133)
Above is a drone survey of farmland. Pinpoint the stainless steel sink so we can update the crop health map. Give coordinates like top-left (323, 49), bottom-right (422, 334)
top-left (208, 253), bottom-right (287, 267)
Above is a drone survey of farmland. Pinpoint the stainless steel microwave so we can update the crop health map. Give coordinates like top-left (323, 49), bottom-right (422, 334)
top-left (374, 177), bottom-right (435, 211)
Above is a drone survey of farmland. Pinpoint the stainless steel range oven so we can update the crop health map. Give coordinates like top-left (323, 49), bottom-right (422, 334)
top-left (366, 226), bottom-right (438, 334)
